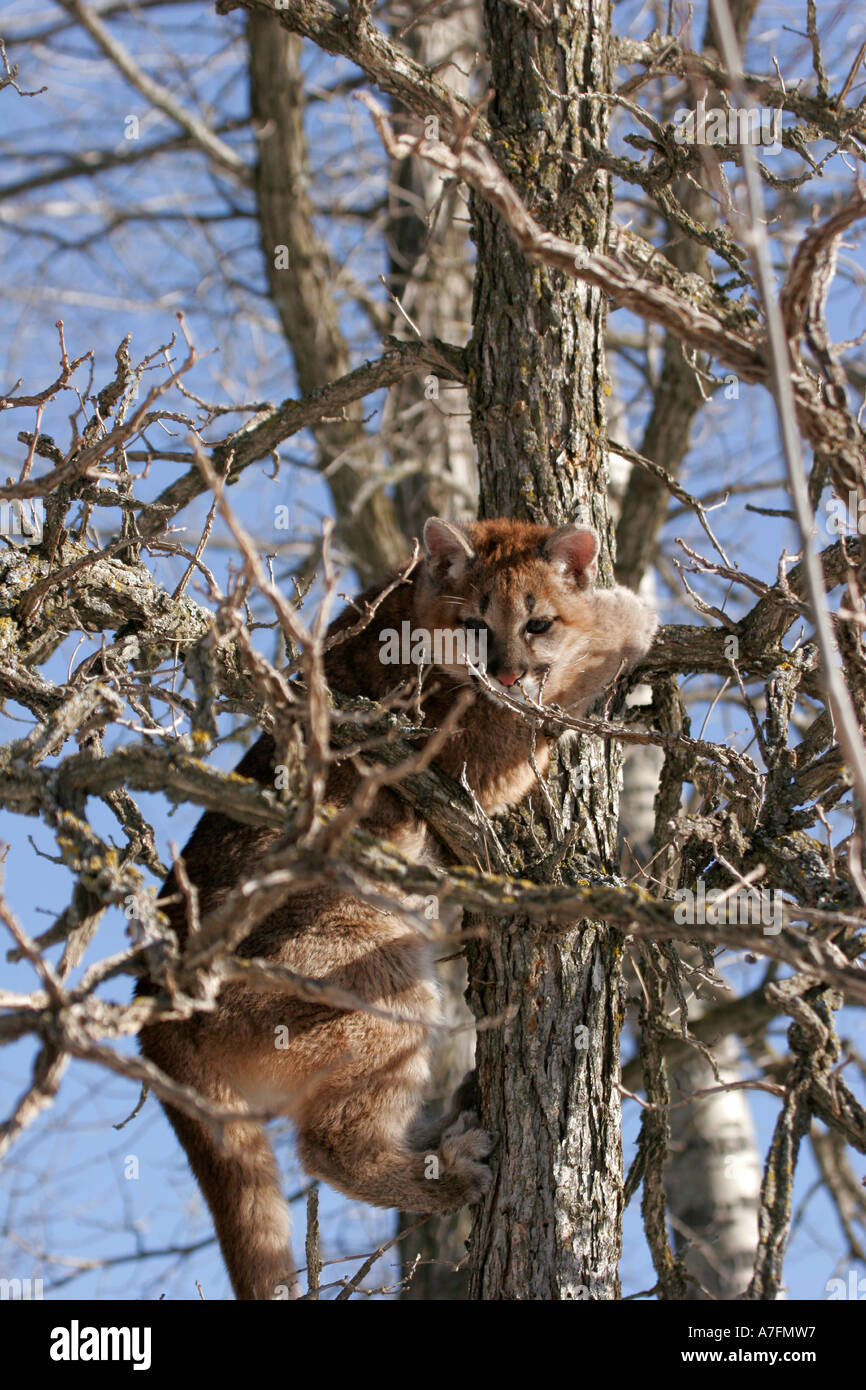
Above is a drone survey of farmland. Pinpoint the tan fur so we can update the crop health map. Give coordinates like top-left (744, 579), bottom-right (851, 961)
top-left (138, 518), bottom-right (657, 1299)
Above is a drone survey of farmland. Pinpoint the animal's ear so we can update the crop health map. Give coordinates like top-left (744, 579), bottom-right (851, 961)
top-left (422, 517), bottom-right (475, 585)
top-left (544, 526), bottom-right (599, 588)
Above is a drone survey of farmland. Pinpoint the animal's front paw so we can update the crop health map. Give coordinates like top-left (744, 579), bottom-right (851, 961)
top-left (599, 585), bottom-right (659, 667)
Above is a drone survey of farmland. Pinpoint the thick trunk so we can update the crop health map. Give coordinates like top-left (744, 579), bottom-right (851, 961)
top-left (465, 0), bottom-right (623, 1299)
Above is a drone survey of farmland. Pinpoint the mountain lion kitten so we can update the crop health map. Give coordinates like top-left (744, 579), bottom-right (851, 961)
top-left (139, 517), bottom-right (657, 1299)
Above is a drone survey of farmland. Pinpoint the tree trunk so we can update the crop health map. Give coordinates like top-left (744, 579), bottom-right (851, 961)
top-left (247, 14), bottom-right (405, 580)
top-left (385, 1), bottom-right (480, 535)
top-left (613, 0), bottom-right (764, 1296)
top-left (464, 0), bottom-right (623, 1299)
top-left (667, 1031), bottom-right (763, 1298)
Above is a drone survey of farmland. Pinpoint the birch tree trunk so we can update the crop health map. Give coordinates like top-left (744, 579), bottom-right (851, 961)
top-left (613, 0), bottom-right (764, 1298)
top-left (611, 367), bottom-right (763, 1303)
top-left (464, 0), bottom-right (623, 1299)
top-left (667, 1029), bottom-right (763, 1298)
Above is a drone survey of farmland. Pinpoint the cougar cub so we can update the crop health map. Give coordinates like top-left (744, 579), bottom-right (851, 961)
top-left (139, 518), bottom-right (657, 1298)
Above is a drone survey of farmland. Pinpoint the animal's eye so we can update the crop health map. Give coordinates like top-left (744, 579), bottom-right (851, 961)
top-left (525, 618), bottom-right (553, 635)
top-left (460, 617), bottom-right (489, 632)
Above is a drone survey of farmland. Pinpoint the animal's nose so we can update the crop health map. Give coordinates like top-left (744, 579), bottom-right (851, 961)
top-left (496, 671), bottom-right (524, 687)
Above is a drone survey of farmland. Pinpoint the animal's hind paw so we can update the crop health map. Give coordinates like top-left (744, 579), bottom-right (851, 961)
top-left (439, 1111), bottom-right (494, 1204)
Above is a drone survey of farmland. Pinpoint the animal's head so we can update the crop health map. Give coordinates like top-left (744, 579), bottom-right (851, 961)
top-left (415, 517), bottom-right (654, 707)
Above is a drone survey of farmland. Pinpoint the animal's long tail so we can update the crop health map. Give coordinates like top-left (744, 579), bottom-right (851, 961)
top-left (141, 1025), bottom-right (295, 1301)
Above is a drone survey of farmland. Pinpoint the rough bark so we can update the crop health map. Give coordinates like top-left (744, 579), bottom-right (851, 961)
top-left (464, 0), bottom-right (623, 1299)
